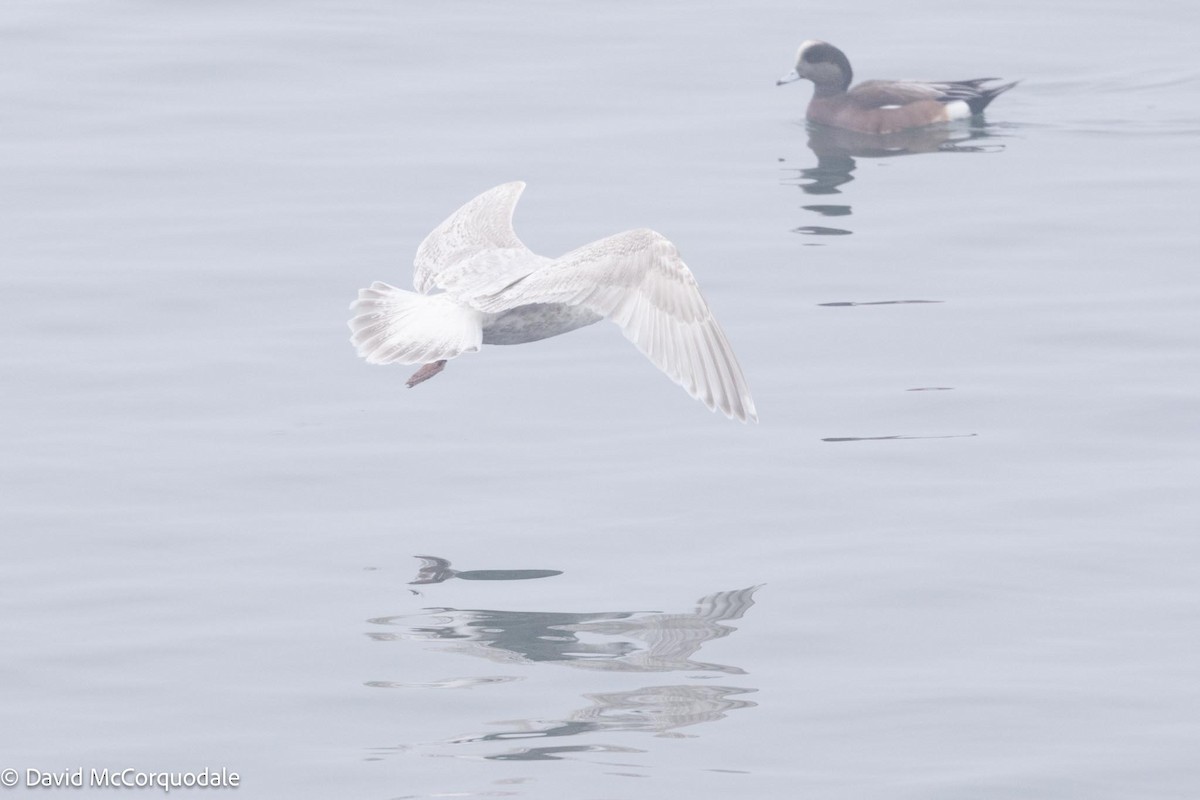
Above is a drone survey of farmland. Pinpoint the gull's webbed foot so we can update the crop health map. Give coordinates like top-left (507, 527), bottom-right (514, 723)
top-left (406, 360), bottom-right (447, 388)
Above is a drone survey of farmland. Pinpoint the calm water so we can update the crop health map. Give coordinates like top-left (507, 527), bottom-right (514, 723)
top-left (3, 1), bottom-right (1199, 798)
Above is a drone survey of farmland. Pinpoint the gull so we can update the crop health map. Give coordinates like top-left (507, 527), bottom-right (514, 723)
top-left (348, 183), bottom-right (756, 422)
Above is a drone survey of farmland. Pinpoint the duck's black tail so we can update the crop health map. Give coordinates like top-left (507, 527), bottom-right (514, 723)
top-left (958, 78), bottom-right (1019, 115)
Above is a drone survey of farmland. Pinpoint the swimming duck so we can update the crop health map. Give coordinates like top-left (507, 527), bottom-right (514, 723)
top-left (777, 40), bottom-right (1016, 134)
top-left (348, 183), bottom-right (757, 422)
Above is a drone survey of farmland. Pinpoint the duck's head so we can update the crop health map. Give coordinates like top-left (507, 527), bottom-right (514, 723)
top-left (776, 40), bottom-right (853, 95)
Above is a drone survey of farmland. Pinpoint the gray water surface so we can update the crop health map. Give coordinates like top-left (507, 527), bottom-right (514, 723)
top-left (3, 1), bottom-right (1199, 798)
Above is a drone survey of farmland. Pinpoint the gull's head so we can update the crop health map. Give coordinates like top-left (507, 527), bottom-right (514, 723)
top-left (776, 39), bottom-right (853, 94)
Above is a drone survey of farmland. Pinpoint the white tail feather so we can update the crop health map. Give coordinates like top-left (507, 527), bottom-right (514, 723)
top-left (348, 282), bottom-right (483, 365)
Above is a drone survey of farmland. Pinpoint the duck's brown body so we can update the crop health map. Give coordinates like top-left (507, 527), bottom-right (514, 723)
top-left (778, 40), bottom-right (1016, 134)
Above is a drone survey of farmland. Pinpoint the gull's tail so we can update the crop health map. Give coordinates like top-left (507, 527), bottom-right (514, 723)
top-left (348, 282), bottom-right (483, 365)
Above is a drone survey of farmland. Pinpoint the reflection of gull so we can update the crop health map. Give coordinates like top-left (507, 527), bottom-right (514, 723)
top-left (348, 182), bottom-right (756, 422)
top-left (555, 586), bottom-right (759, 673)
top-left (367, 586), bottom-right (761, 674)
top-left (365, 675), bottom-right (521, 690)
top-left (777, 39), bottom-right (1015, 134)
top-left (368, 609), bottom-right (642, 663)
top-left (410, 555), bottom-right (456, 585)
top-left (572, 684), bottom-right (757, 736)
top-left (368, 588), bottom-right (764, 763)
top-left (451, 683), bottom-right (758, 753)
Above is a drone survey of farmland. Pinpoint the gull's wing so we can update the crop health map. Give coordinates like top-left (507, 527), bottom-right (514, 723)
top-left (412, 182), bottom-right (547, 298)
top-left (470, 229), bottom-right (757, 423)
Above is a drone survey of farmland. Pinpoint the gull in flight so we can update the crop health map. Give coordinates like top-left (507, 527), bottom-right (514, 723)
top-left (348, 182), bottom-right (756, 422)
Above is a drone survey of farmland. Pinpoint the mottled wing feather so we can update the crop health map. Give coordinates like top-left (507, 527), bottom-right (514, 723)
top-left (433, 247), bottom-right (554, 304)
top-left (470, 229), bottom-right (757, 422)
top-left (412, 182), bottom-right (544, 297)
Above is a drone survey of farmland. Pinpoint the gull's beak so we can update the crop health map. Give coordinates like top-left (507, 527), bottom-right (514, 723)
top-left (776, 69), bottom-right (801, 86)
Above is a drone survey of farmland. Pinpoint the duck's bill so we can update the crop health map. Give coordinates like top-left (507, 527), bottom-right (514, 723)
top-left (776, 69), bottom-right (801, 86)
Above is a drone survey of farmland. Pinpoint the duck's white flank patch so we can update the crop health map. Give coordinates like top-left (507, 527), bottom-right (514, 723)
top-left (943, 99), bottom-right (972, 120)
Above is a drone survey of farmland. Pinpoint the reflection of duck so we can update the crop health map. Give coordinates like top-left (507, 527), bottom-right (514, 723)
top-left (348, 182), bottom-right (756, 422)
top-left (790, 122), bottom-right (1008, 199)
top-left (408, 554), bottom-right (561, 585)
top-left (806, 121), bottom-right (1004, 160)
top-left (777, 40), bottom-right (1016, 134)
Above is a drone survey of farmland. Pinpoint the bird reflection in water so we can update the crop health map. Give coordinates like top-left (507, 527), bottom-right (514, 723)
top-left (454, 683), bottom-right (759, 760)
top-left (408, 554), bottom-right (562, 587)
top-left (367, 586), bottom-right (762, 760)
top-left (783, 122), bottom-right (1009, 236)
top-left (370, 585), bottom-right (759, 674)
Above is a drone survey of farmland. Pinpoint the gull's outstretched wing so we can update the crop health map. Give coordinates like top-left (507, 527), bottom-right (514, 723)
top-left (470, 229), bottom-right (757, 423)
top-left (412, 182), bottom-right (548, 298)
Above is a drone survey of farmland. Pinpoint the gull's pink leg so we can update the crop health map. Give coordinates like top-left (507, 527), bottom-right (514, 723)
top-left (406, 360), bottom-right (447, 388)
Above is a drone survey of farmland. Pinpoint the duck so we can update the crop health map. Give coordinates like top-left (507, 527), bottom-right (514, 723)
top-left (348, 182), bottom-right (757, 423)
top-left (776, 40), bottom-right (1016, 134)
